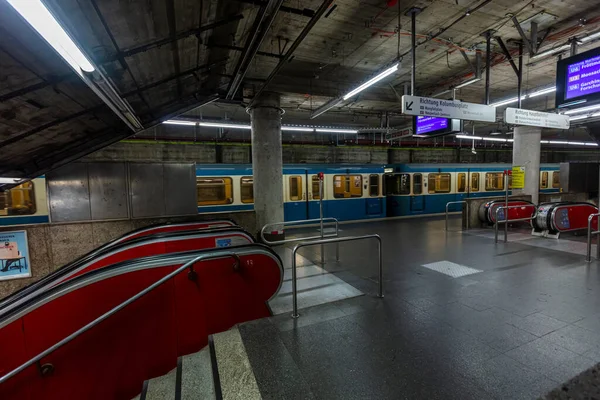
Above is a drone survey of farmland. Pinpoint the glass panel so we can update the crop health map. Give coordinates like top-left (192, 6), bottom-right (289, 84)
top-left (333, 175), bottom-right (363, 198)
top-left (413, 174), bottom-right (422, 195)
top-left (369, 175), bottom-right (379, 197)
top-left (385, 174), bottom-right (410, 195)
top-left (0, 182), bottom-right (36, 216)
top-left (485, 173), bottom-right (504, 191)
top-left (552, 172), bottom-right (560, 188)
top-left (427, 173), bottom-right (451, 194)
top-left (312, 176), bottom-right (321, 200)
top-left (457, 173), bottom-right (466, 193)
top-left (197, 177), bottom-right (233, 206)
top-left (471, 173), bottom-right (479, 192)
top-left (541, 171), bottom-right (548, 189)
top-left (289, 176), bottom-right (303, 201)
top-left (241, 177), bottom-right (254, 204)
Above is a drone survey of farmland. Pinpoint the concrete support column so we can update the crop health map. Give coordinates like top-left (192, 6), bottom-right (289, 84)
top-left (247, 92), bottom-right (284, 240)
top-left (512, 126), bottom-right (542, 204)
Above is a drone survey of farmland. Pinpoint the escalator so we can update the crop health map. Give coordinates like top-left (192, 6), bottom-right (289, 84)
top-left (0, 220), bottom-right (240, 317)
top-left (0, 222), bottom-right (283, 400)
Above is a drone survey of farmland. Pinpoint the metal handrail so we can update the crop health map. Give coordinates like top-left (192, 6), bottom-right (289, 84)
top-left (260, 218), bottom-right (340, 263)
top-left (586, 213), bottom-right (600, 262)
top-left (0, 251), bottom-right (241, 385)
top-left (290, 235), bottom-right (383, 318)
top-left (445, 201), bottom-right (469, 232)
top-left (494, 205), bottom-right (537, 243)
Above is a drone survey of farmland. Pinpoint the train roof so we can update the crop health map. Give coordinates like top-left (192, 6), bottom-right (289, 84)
top-left (195, 164), bottom-right (385, 175)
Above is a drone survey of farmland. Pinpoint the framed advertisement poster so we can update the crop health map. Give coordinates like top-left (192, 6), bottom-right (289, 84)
top-left (0, 230), bottom-right (31, 281)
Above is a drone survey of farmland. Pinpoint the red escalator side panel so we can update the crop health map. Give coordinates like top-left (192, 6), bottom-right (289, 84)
top-left (552, 204), bottom-right (599, 231)
top-left (124, 222), bottom-right (234, 242)
top-left (489, 201), bottom-right (535, 224)
top-left (0, 320), bottom-right (33, 400)
top-left (22, 267), bottom-right (178, 400)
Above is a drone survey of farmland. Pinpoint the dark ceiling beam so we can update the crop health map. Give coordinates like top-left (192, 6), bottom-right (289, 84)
top-left (121, 59), bottom-right (228, 97)
top-left (232, 0), bottom-right (314, 17)
top-left (88, 0), bottom-right (153, 115)
top-left (495, 37), bottom-right (519, 76)
top-left (0, 105), bottom-right (105, 149)
top-left (0, 74), bottom-right (74, 102)
top-left (206, 43), bottom-right (283, 59)
top-left (99, 14), bottom-right (243, 63)
top-left (251, 0), bottom-right (335, 102)
top-left (226, 0), bottom-right (284, 99)
top-left (165, 0), bottom-right (182, 97)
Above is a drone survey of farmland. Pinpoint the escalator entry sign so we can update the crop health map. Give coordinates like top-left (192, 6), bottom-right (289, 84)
top-left (216, 238), bottom-right (232, 247)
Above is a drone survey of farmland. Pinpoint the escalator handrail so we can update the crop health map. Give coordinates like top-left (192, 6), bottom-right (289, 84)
top-left (0, 250), bottom-right (243, 386)
top-left (0, 226), bottom-right (249, 314)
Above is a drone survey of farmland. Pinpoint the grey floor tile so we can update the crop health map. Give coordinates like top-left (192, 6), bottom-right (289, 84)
top-left (475, 323), bottom-right (538, 352)
top-left (270, 302), bottom-right (346, 332)
top-left (575, 313), bottom-right (600, 333)
top-left (543, 356), bottom-right (598, 384)
top-left (543, 325), bottom-right (600, 355)
top-left (505, 338), bottom-right (581, 375)
top-left (507, 312), bottom-right (568, 337)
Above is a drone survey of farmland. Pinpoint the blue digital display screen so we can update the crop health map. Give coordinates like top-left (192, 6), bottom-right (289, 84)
top-left (415, 116), bottom-right (449, 135)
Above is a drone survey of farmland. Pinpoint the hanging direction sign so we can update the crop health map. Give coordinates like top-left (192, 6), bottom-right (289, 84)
top-left (401, 95), bottom-right (496, 123)
top-left (504, 108), bottom-right (570, 129)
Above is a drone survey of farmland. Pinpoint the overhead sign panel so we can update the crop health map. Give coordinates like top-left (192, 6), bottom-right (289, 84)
top-left (401, 95), bottom-right (496, 123)
top-left (504, 108), bottom-right (570, 129)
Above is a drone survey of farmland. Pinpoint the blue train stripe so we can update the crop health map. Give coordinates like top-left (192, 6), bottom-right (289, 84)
top-left (0, 215), bottom-right (50, 226)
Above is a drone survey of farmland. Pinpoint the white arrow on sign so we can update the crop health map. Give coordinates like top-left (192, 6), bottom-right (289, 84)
top-left (401, 95), bottom-right (496, 123)
top-left (504, 108), bottom-right (570, 129)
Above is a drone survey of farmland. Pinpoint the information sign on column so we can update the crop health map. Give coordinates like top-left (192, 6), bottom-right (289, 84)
top-left (512, 166), bottom-right (525, 189)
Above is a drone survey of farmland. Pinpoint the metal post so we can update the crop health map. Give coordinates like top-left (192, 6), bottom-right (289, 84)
top-left (494, 207), bottom-right (499, 243)
top-left (504, 172), bottom-right (509, 242)
top-left (291, 250), bottom-right (299, 318)
top-left (587, 215), bottom-right (594, 263)
top-left (319, 178), bottom-right (324, 265)
top-left (484, 31), bottom-right (492, 105)
top-left (570, 39), bottom-right (578, 57)
top-left (517, 41), bottom-right (523, 109)
top-left (597, 211), bottom-right (600, 260)
top-left (406, 8), bottom-right (422, 95)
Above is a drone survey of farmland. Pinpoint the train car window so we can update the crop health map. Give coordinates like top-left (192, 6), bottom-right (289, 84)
top-left (311, 176), bottom-right (321, 200)
top-left (334, 175), bottom-right (362, 198)
top-left (0, 181), bottom-right (36, 216)
top-left (457, 173), bottom-right (466, 193)
top-left (384, 174), bottom-right (410, 195)
top-left (369, 175), bottom-right (379, 197)
top-left (413, 174), bottom-right (423, 195)
top-left (428, 173), bottom-right (451, 194)
top-left (552, 172), bottom-right (560, 188)
top-left (289, 176), bottom-right (303, 201)
top-left (471, 173), bottom-right (480, 192)
top-left (197, 177), bottom-right (233, 206)
top-left (541, 171), bottom-right (549, 189)
top-left (241, 177), bottom-right (254, 204)
top-left (485, 173), bottom-right (504, 191)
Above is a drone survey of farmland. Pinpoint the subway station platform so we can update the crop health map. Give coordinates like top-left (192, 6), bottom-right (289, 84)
top-left (224, 217), bottom-right (600, 399)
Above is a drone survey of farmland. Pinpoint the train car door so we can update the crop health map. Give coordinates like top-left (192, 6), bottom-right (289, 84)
top-left (285, 174), bottom-right (308, 221)
top-left (411, 173), bottom-right (425, 212)
top-left (307, 173), bottom-right (322, 219)
top-left (455, 171), bottom-right (468, 202)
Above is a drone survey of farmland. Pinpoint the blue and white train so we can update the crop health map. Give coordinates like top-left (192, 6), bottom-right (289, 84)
top-left (0, 163), bottom-right (560, 227)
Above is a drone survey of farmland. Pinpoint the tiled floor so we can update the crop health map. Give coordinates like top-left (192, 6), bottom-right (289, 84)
top-left (238, 217), bottom-right (600, 399)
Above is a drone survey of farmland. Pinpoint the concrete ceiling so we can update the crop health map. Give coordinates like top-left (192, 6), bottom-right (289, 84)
top-left (2, 0), bottom-right (600, 181)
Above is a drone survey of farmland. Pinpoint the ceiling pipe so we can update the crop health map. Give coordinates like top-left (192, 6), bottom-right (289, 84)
top-left (226, 0), bottom-right (284, 99)
top-left (250, 0), bottom-right (335, 105)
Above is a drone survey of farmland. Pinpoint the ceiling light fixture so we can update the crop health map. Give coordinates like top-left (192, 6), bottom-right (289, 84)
top-left (281, 126), bottom-right (315, 132)
top-left (7, 0), bottom-right (95, 74)
top-left (568, 115), bottom-right (589, 121)
top-left (163, 120), bottom-right (197, 126)
top-left (456, 134), bottom-right (483, 140)
top-left (163, 120), bottom-right (358, 133)
top-left (454, 78), bottom-right (481, 89)
top-left (315, 128), bottom-right (358, 134)
top-left (528, 87), bottom-right (557, 98)
top-left (199, 122), bottom-right (251, 129)
top-left (490, 97), bottom-right (519, 108)
top-left (0, 178), bottom-right (22, 184)
top-left (310, 96), bottom-right (344, 119)
top-left (564, 104), bottom-right (600, 115)
top-left (343, 63), bottom-right (400, 100)
top-left (482, 137), bottom-right (507, 142)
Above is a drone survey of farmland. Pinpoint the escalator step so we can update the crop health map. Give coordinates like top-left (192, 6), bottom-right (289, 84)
top-left (181, 346), bottom-right (216, 399)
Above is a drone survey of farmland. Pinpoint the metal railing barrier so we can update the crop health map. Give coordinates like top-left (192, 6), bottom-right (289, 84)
top-left (260, 218), bottom-right (340, 263)
top-left (445, 201), bottom-right (469, 232)
top-left (494, 205), bottom-right (538, 244)
top-left (0, 251), bottom-right (241, 385)
top-left (290, 235), bottom-right (383, 318)
top-left (586, 213), bottom-right (600, 262)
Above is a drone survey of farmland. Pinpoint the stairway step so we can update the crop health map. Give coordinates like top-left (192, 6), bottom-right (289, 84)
top-left (181, 346), bottom-right (216, 400)
top-left (143, 364), bottom-right (179, 400)
top-left (212, 326), bottom-right (262, 400)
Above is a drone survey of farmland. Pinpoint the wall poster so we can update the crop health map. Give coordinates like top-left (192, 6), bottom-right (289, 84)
top-left (0, 230), bottom-right (31, 281)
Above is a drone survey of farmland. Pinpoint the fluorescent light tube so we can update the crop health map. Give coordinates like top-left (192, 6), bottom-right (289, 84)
top-left (548, 141), bottom-right (569, 144)
top-left (568, 142), bottom-right (586, 145)
top-left (507, 139), bottom-right (514, 142)
top-left (482, 137), bottom-right (507, 142)
top-left (581, 31), bottom-right (600, 43)
top-left (0, 178), bottom-right (22, 184)
top-left (199, 122), bottom-right (251, 129)
top-left (528, 87), bottom-right (556, 98)
top-left (310, 96), bottom-right (343, 119)
top-left (569, 115), bottom-right (589, 121)
top-left (530, 45), bottom-right (570, 61)
top-left (454, 78), bottom-right (481, 89)
top-left (490, 97), bottom-right (519, 108)
top-left (315, 128), bottom-right (358, 134)
top-left (163, 120), bottom-right (197, 126)
top-left (282, 126), bottom-right (315, 132)
top-left (585, 142), bottom-right (599, 146)
top-left (7, 0), bottom-right (95, 73)
top-left (456, 135), bottom-right (482, 140)
top-left (564, 104), bottom-right (600, 115)
top-left (540, 140), bottom-right (549, 144)
top-left (343, 63), bottom-right (399, 100)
